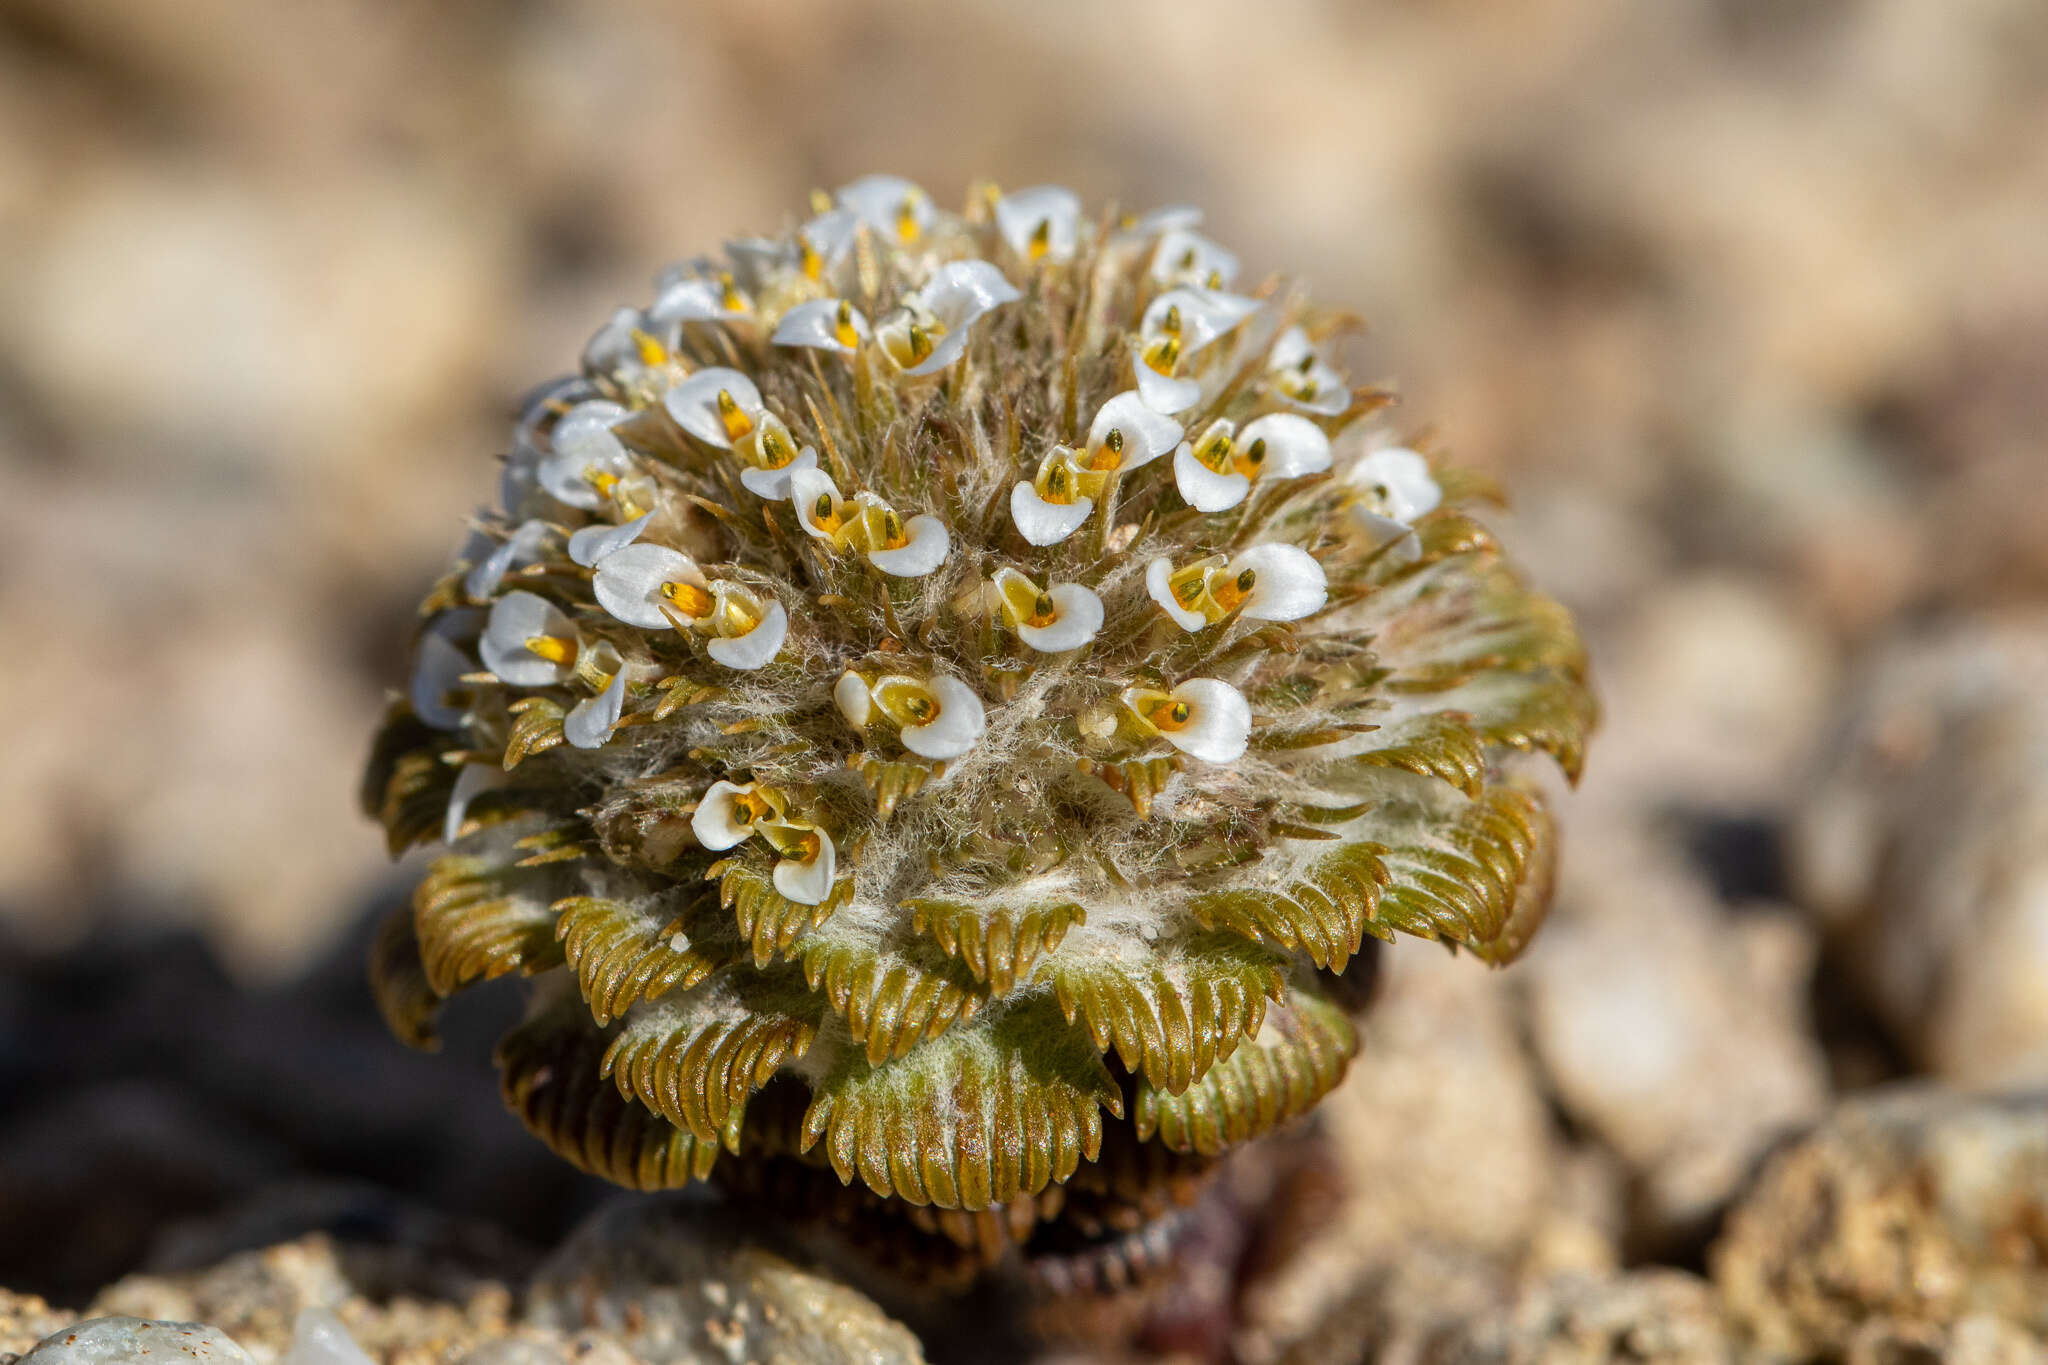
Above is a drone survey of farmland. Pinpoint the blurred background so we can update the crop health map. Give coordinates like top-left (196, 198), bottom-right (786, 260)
top-left (1, 0), bottom-right (2044, 1346)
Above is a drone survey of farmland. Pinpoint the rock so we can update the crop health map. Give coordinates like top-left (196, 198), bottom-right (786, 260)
top-left (527, 1198), bottom-right (928, 1365)
top-left (1710, 1088), bottom-right (2048, 1359)
top-left (1422, 1271), bottom-right (1736, 1365)
top-left (281, 1310), bottom-right (372, 1365)
top-left (1792, 613), bottom-right (2048, 1086)
top-left (18, 1318), bottom-right (252, 1365)
top-left (0, 1292), bottom-right (74, 1360)
top-left (1525, 832), bottom-right (1829, 1243)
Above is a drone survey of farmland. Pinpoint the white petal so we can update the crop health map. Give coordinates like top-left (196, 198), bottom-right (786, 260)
top-left (567, 512), bottom-right (651, 567)
top-left (1150, 228), bottom-right (1239, 288)
top-left (1282, 366), bottom-right (1351, 416)
top-left (650, 277), bottom-right (743, 326)
top-left (1143, 288), bottom-right (1262, 354)
top-left (902, 261), bottom-right (1022, 376)
top-left (789, 468), bottom-right (846, 540)
top-left (1135, 362), bottom-right (1202, 415)
top-left (901, 675), bottom-right (986, 760)
top-left (539, 401), bottom-right (632, 510)
top-left (1165, 679), bottom-right (1252, 763)
top-left (834, 671), bottom-right (873, 728)
top-left (706, 600), bottom-right (788, 670)
top-left (1350, 447), bottom-right (1442, 524)
top-left (773, 829), bottom-right (837, 906)
top-left (839, 175), bottom-right (933, 240)
top-left (724, 236), bottom-right (797, 286)
top-left (444, 763), bottom-right (508, 845)
top-left (1010, 482), bottom-right (1095, 545)
top-left (1351, 509), bottom-right (1423, 564)
top-left (410, 630), bottom-right (474, 729)
top-left (994, 185), bottom-right (1082, 262)
top-left (1145, 557), bottom-right (1207, 632)
top-left (581, 306), bottom-right (650, 379)
top-left (801, 207), bottom-right (860, 268)
top-left (1270, 325), bottom-right (1314, 371)
top-left (464, 519), bottom-right (550, 600)
top-left (593, 543), bottom-right (700, 629)
top-left (739, 445), bottom-right (818, 501)
top-left (1122, 204), bottom-right (1203, 237)
top-left (1087, 391), bottom-right (1183, 469)
top-left (771, 299), bottom-right (868, 355)
top-left (1229, 544), bottom-right (1328, 622)
top-left (479, 591), bottom-right (576, 685)
top-left (564, 669), bottom-right (628, 750)
top-left (1239, 413), bottom-right (1332, 479)
top-left (1016, 583), bottom-right (1103, 653)
top-left (1174, 444), bottom-right (1250, 512)
top-left (663, 367), bottom-right (764, 449)
top-left (691, 781), bottom-right (757, 851)
top-left (865, 514), bottom-right (950, 577)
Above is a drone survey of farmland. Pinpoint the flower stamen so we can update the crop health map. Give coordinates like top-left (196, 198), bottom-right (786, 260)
top-left (716, 389), bottom-right (755, 441)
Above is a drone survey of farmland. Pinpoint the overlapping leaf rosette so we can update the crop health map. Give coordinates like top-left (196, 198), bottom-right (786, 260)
top-left (364, 176), bottom-right (1594, 1277)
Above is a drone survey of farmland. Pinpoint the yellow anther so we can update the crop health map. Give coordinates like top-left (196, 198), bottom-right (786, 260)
top-left (1192, 425), bottom-right (1236, 473)
top-left (715, 389), bottom-right (755, 441)
top-left (1152, 698), bottom-right (1193, 730)
top-left (586, 468), bottom-right (621, 497)
top-left (783, 829), bottom-right (823, 863)
top-left (1027, 217), bottom-right (1052, 262)
top-left (1204, 268), bottom-right (1224, 290)
top-left (833, 299), bottom-right (860, 349)
top-left (1037, 459), bottom-right (1076, 505)
top-left (524, 635), bottom-right (576, 665)
top-left (718, 272), bottom-right (746, 313)
top-left (895, 194), bottom-right (922, 244)
top-left (715, 592), bottom-right (762, 636)
top-left (880, 509), bottom-right (907, 550)
top-left (757, 426), bottom-right (797, 470)
top-left (660, 580), bottom-right (715, 618)
top-left (1233, 437), bottom-right (1268, 478)
top-left (1212, 567), bottom-right (1257, 612)
top-left (1177, 247), bottom-right (1198, 270)
top-left (810, 188), bottom-right (833, 215)
top-left (1160, 305), bottom-right (1183, 336)
top-left (1089, 427), bottom-right (1125, 472)
top-left (632, 329), bottom-right (668, 368)
top-left (905, 322), bottom-right (934, 363)
top-left (731, 792), bottom-right (768, 826)
top-left (904, 692), bottom-right (935, 722)
top-left (1028, 593), bottom-right (1057, 627)
top-left (1141, 334), bottom-right (1181, 376)
top-left (800, 236), bottom-right (823, 281)
top-left (1174, 576), bottom-right (1203, 604)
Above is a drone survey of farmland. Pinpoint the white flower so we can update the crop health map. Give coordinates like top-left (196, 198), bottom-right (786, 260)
top-left (797, 206), bottom-right (860, 278)
top-left (765, 822), bottom-right (837, 906)
top-left (1238, 413), bottom-right (1334, 478)
top-left (1150, 227), bottom-right (1239, 289)
top-left (1348, 447), bottom-right (1441, 525)
top-left (479, 591), bottom-right (578, 686)
top-left (593, 543), bottom-right (708, 630)
top-left (834, 671), bottom-right (874, 729)
top-left (443, 763), bottom-right (508, 845)
top-left (990, 568), bottom-right (1104, 653)
top-left (649, 270), bottom-right (750, 328)
top-left (464, 520), bottom-right (551, 600)
top-left (564, 667), bottom-right (628, 750)
top-left (872, 673), bottom-right (987, 761)
top-left (1118, 204), bottom-right (1203, 239)
top-left (790, 470), bottom-right (949, 577)
top-left (879, 260), bottom-right (1022, 376)
top-left (1145, 545), bottom-right (1328, 631)
top-left (1134, 288), bottom-right (1262, 414)
top-left (566, 512), bottom-right (652, 568)
top-left (702, 588), bottom-right (788, 670)
top-left (738, 443), bottom-right (818, 501)
top-left (1268, 326), bottom-right (1349, 416)
top-left (1122, 679), bottom-right (1252, 763)
top-left (994, 185), bottom-right (1083, 263)
top-left (537, 401), bottom-right (634, 510)
top-left (771, 298), bottom-right (870, 356)
top-left (791, 469), bottom-right (857, 547)
top-left (1009, 451), bottom-right (1095, 546)
top-left (1174, 413), bottom-right (1332, 512)
top-left (1073, 391), bottom-right (1182, 486)
top-left (410, 617), bottom-right (477, 730)
top-left (691, 780), bottom-right (781, 851)
top-left (580, 306), bottom-right (665, 388)
top-left (663, 367), bottom-right (765, 450)
top-left (838, 174), bottom-right (935, 245)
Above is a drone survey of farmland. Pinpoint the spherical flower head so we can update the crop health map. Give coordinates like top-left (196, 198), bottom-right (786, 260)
top-left (364, 177), bottom-right (1596, 1287)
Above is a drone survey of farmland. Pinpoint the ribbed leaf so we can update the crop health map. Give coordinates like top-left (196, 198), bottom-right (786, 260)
top-left (1450, 667), bottom-right (1598, 784)
top-left (1187, 840), bottom-right (1389, 975)
top-left (801, 1001), bottom-right (1123, 1211)
top-left (851, 753), bottom-right (941, 820)
top-left (1343, 712), bottom-right (1486, 797)
top-left (367, 902), bottom-right (441, 1050)
top-left (797, 930), bottom-right (986, 1064)
top-left (503, 696), bottom-right (566, 769)
top-left (376, 749), bottom-right (457, 856)
top-left (1372, 784), bottom-right (1555, 964)
top-left (1074, 756), bottom-right (1184, 818)
top-left (412, 852), bottom-right (564, 997)
top-left (601, 969), bottom-right (823, 1146)
top-left (1036, 933), bottom-right (1287, 1094)
top-left (497, 995), bottom-right (719, 1188)
top-left (1133, 981), bottom-right (1357, 1155)
top-left (906, 897), bottom-right (1087, 994)
top-left (555, 894), bottom-right (729, 1026)
top-left (711, 858), bottom-right (851, 966)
